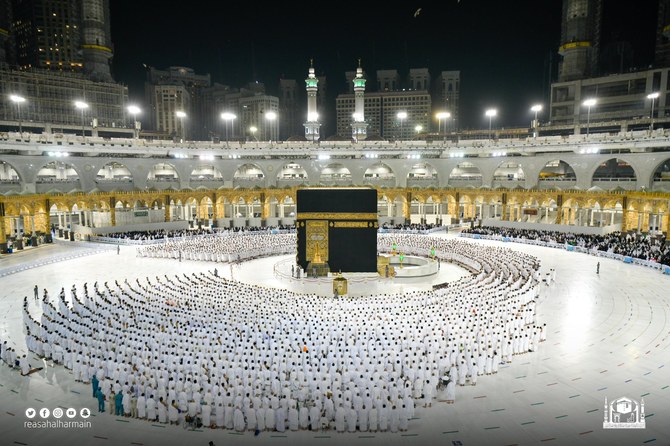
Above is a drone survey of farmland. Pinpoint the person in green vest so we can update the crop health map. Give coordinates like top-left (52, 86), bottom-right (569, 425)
top-left (96, 387), bottom-right (105, 413)
top-left (115, 390), bottom-right (124, 416)
top-left (91, 374), bottom-right (99, 398)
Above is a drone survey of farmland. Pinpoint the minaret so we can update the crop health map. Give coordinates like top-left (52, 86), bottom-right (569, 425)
top-left (351, 59), bottom-right (368, 141)
top-left (81, 0), bottom-right (113, 82)
top-left (304, 60), bottom-right (321, 141)
top-left (656, 0), bottom-right (670, 66)
top-left (0, 0), bottom-right (11, 67)
top-left (558, 0), bottom-right (602, 81)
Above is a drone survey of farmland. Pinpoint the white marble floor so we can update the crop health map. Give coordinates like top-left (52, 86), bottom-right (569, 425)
top-left (0, 236), bottom-right (669, 446)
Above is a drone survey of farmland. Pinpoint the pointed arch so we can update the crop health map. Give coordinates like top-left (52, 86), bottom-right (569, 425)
top-left (147, 163), bottom-right (180, 190)
top-left (364, 162), bottom-right (396, 188)
top-left (320, 163), bottom-right (352, 186)
top-left (492, 161), bottom-right (525, 189)
top-left (407, 162), bottom-right (438, 188)
top-left (651, 157), bottom-right (670, 191)
top-left (233, 163), bottom-right (265, 189)
top-left (190, 165), bottom-right (224, 184)
top-left (538, 159), bottom-right (577, 190)
top-left (276, 162), bottom-right (308, 187)
top-left (591, 158), bottom-right (637, 190)
top-left (35, 160), bottom-right (81, 193)
top-left (448, 162), bottom-right (482, 187)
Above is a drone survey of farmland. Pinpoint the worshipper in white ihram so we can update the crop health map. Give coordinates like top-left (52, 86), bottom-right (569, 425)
top-left (13, 232), bottom-right (546, 435)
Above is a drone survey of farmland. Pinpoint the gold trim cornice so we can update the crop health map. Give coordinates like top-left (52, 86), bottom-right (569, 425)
top-left (297, 212), bottom-right (378, 220)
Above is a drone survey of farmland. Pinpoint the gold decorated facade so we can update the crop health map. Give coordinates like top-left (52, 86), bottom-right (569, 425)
top-left (1, 187), bottom-right (670, 245)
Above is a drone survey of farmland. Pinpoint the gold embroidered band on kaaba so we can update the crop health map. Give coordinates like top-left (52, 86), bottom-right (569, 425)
top-left (297, 212), bottom-right (377, 220)
top-left (332, 221), bottom-right (373, 228)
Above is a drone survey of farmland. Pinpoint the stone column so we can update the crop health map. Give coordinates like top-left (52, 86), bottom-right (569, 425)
top-left (0, 204), bottom-right (7, 253)
top-left (649, 214), bottom-right (656, 232)
top-left (660, 213), bottom-right (669, 240)
top-left (164, 195), bottom-right (171, 222)
top-left (110, 207), bottom-right (116, 228)
top-left (641, 212), bottom-right (650, 233)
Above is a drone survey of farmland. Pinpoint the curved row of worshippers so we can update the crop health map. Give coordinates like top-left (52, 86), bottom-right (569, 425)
top-left (463, 226), bottom-right (670, 266)
top-left (21, 234), bottom-right (545, 432)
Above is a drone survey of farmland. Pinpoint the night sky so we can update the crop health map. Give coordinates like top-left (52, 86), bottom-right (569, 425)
top-left (109, 0), bottom-right (660, 131)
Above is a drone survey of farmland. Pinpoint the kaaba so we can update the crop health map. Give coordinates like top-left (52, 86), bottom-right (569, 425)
top-left (296, 188), bottom-right (378, 273)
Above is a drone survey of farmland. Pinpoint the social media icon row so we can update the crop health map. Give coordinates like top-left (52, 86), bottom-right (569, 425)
top-left (25, 407), bottom-right (90, 419)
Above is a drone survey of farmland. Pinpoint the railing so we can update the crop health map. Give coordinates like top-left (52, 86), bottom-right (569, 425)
top-left (276, 178), bottom-right (309, 187)
top-left (379, 226), bottom-right (445, 234)
top-left (592, 177), bottom-right (637, 182)
top-left (2, 127), bottom-right (669, 158)
top-left (363, 178), bottom-right (396, 188)
top-left (319, 177), bottom-right (353, 186)
top-left (189, 178), bottom-right (224, 182)
top-left (95, 178), bottom-right (133, 183)
top-left (491, 180), bottom-right (526, 189)
top-left (233, 178), bottom-right (266, 188)
top-left (35, 178), bottom-right (80, 183)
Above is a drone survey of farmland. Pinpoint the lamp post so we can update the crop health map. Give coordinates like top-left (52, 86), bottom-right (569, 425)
top-left (221, 112), bottom-right (237, 142)
top-left (485, 108), bottom-right (497, 140)
top-left (436, 111), bottom-right (450, 141)
top-left (265, 111), bottom-right (277, 141)
top-left (647, 92), bottom-right (660, 131)
top-left (74, 101), bottom-right (89, 137)
top-left (414, 124), bottom-right (423, 138)
top-left (249, 126), bottom-right (258, 142)
top-left (9, 94), bottom-right (26, 135)
top-left (530, 104), bottom-right (542, 138)
top-left (582, 98), bottom-right (596, 137)
top-left (176, 110), bottom-right (187, 141)
top-left (397, 111), bottom-right (407, 140)
top-left (127, 105), bottom-right (141, 138)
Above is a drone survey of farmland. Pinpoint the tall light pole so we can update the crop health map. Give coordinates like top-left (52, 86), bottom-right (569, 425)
top-left (582, 98), bottom-right (596, 137)
top-left (397, 111), bottom-right (407, 140)
top-left (249, 126), bottom-right (258, 142)
top-left (414, 124), bottom-right (423, 138)
top-left (9, 94), bottom-right (26, 135)
top-left (647, 92), bottom-right (660, 131)
top-left (221, 112), bottom-right (236, 142)
top-left (127, 105), bottom-right (141, 138)
top-left (74, 100), bottom-right (89, 137)
top-left (485, 108), bottom-right (497, 140)
top-left (530, 104), bottom-right (542, 138)
top-left (265, 111), bottom-right (277, 141)
top-left (436, 111), bottom-right (450, 141)
top-left (176, 110), bottom-right (187, 141)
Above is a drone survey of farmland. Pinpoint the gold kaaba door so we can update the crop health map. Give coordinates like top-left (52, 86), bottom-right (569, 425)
top-left (306, 220), bottom-right (329, 262)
